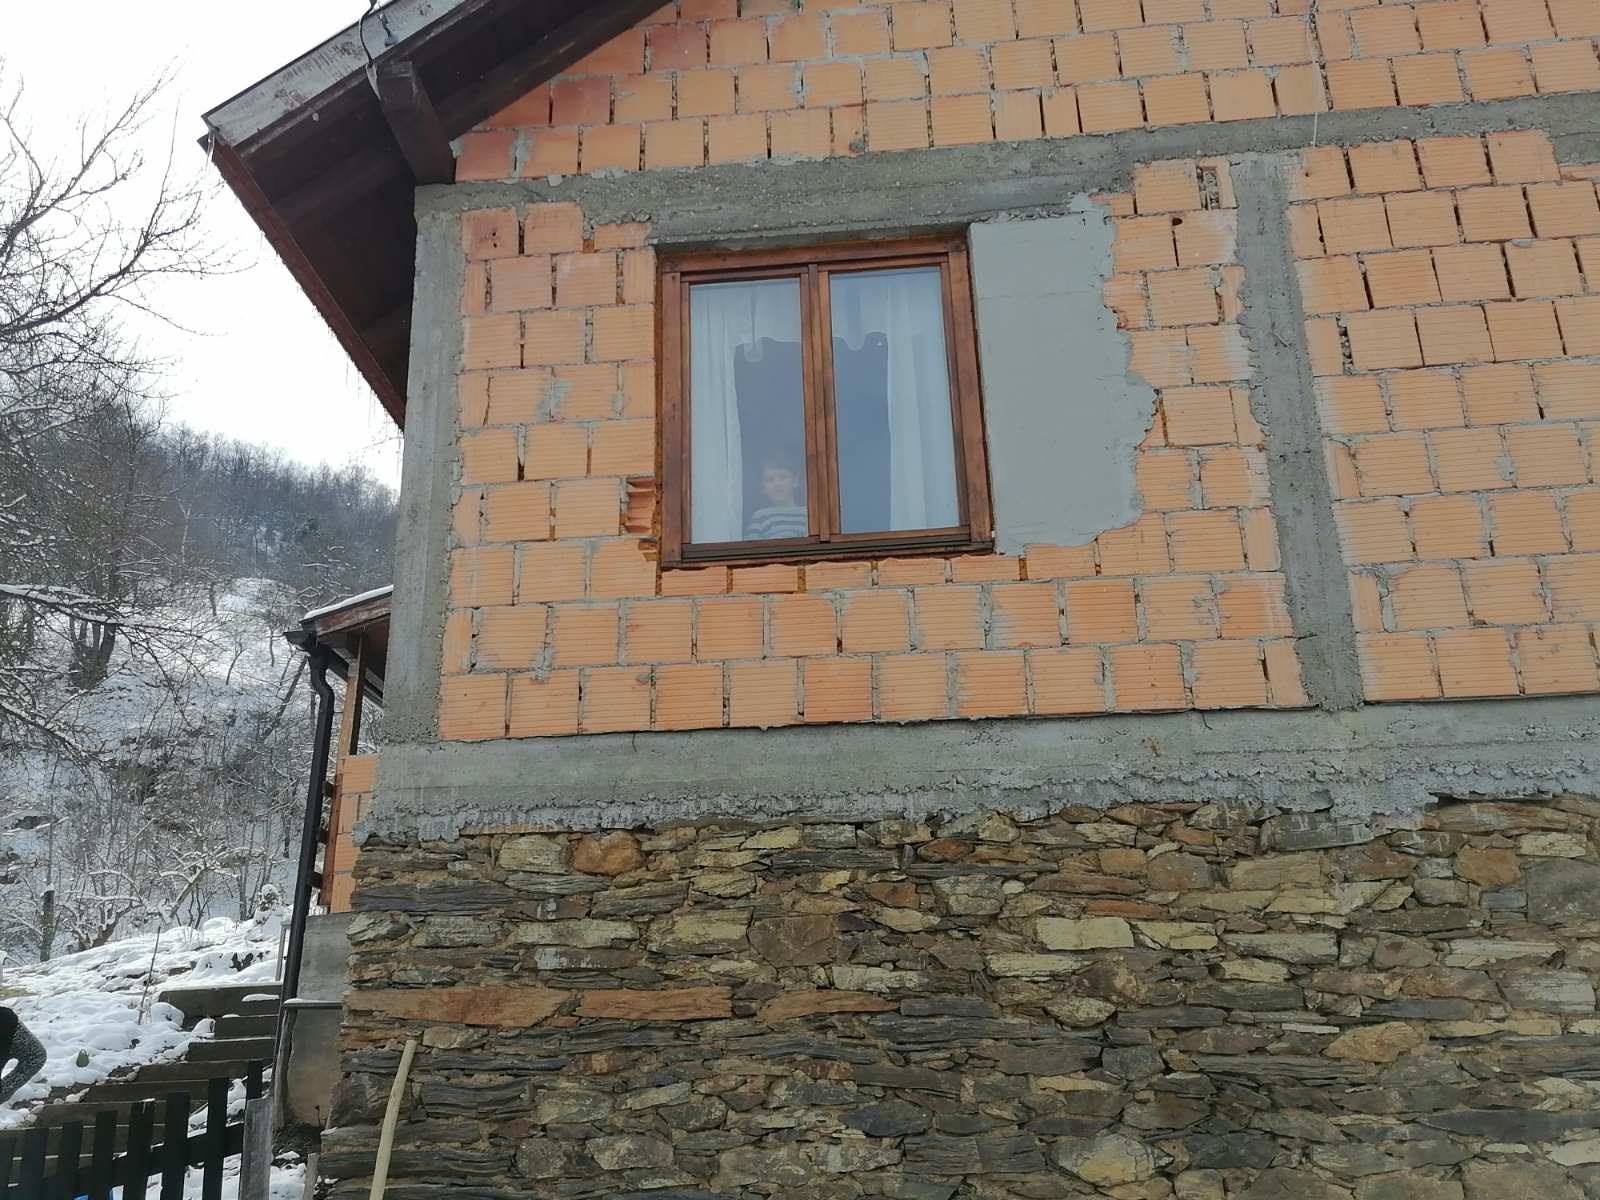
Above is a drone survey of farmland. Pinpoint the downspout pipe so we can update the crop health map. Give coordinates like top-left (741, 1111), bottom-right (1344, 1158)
top-left (275, 637), bottom-right (336, 1122)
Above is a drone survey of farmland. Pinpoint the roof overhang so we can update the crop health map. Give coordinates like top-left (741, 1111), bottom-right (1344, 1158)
top-left (201, 0), bottom-right (660, 427)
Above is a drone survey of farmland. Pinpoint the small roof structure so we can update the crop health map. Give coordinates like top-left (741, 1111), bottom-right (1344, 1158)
top-left (200, 0), bottom-right (659, 425)
top-left (287, 585), bottom-right (393, 703)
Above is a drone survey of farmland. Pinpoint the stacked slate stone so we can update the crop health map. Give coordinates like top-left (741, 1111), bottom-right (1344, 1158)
top-left (326, 799), bottom-right (1600, 1199)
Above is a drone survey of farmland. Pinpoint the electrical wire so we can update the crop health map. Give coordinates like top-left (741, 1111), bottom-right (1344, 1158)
top-left (359, 0), bottom-right (382, 96)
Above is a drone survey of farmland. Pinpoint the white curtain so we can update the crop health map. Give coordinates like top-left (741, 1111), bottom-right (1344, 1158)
top-left (689, 278), bottom-right (802, 543)
top-left (830, 267), bottom-right (960, 531)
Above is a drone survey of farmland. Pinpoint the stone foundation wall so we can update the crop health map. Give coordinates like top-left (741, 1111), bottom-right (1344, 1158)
top-left (327, 797), bottom-right (1600, 1199)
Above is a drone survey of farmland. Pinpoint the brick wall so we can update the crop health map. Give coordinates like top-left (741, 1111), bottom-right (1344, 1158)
top-left (454, 0), bottom-right (1600, 180)
top-left (1293, 131), bottom-right (1600, 701)
top-left (444, 154), bottom-right (1312, 740)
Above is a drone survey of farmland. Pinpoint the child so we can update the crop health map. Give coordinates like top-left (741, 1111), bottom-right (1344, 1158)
top-left (745, 458), bottom-right (808, 541)
top-left (0, 1006), bottom-right (45, 1103)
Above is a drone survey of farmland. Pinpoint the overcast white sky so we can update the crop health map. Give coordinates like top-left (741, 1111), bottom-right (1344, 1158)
top-left (8, 3), bottom-right (405, 487)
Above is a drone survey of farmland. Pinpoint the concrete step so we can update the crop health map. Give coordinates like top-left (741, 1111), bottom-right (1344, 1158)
top-left (214, 1014), bottom-right (276, 1039)
top-left (185, 1037), bottom-right (273, 1064)
top-left (157, 981), bottom-right (281, 1021)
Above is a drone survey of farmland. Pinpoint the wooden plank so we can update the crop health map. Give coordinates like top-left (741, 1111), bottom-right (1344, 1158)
top-left (19, 1127), bottom-right (46, 1197)
top-left (53, 1121), bottom-right (82, 1200)
top-left (88, 1111), bottom-right (117, 1200)
top-left (159, 1093), bottom-right (188, 1200)
top-left (237, 1096), bottom-right (274, 1200)
top-left (377, 61), bottom-right (455, 185)
top-left (123, 1103), bottom-right (154, 1200)
top-left (0, 1132), bottom-right (13, 1195)
top-left (201, 1079), bottom-right (227, 1200)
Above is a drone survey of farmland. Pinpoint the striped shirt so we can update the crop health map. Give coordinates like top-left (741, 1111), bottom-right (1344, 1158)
top-left (746, 505), bottom-right (808, 541)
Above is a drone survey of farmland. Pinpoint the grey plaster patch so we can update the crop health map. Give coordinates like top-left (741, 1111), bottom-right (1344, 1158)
top-left (383, 209), bottom-right (463, 742)
top-left (970, 208), bottom-right (1154, 552)
top-left (419, 95), bottom-right (1600, 249)
top-left (362, 696), bottom-right (1600, 841)
top-left (1233, 155), bottom-right (1364, 711)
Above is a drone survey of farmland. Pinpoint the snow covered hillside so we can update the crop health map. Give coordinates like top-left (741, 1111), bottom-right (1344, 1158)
top-left (0, 912), bottom-right (282, 1126)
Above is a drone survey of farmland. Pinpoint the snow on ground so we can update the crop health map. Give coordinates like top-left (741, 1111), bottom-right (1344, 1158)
top-left (106, 1153), bottom-right (305, 1200)
top-left (0, 912), bottom-right (282, 1127)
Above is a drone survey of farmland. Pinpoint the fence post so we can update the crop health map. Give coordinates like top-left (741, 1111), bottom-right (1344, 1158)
top-left (88, 1110), bottom-right (117, 1200)
top-left (124, 1102), bottom-right (155, 1200)
top-left (238, 1063), bottom-right (273, 1200)
top-left (202, 1079), bottom-right (228, 1200)
top-left (53, 1121), bottom-right (83, 1200)
top-left (159, 1092), bottom-right (188, 1200)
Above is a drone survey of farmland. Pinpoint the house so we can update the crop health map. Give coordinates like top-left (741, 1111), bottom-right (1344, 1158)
top-left (206, 2), bottom-right (1600, 1194)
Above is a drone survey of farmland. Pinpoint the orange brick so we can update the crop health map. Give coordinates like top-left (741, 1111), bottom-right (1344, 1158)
top-left (1389, 563), bottom-right (1469, 629)
top-left (913, 586), bottom-right (984, 650)
top-left (1079, 0), bottom-right (1142, 31)
top-left (1484, 300), bottom-right (1564, 360)
top-left (650, 22), bottom-right (708, 71)
top-left (1386, 190), bottom-right (1461, 249)
top-left (555, 477), bottom-right (622, 538)
top-left (1570, 489), bottom-right (1600, 551)
top-left (878, 653), bottom-right (952, 721)
top-left (456, 130), bottom-right (516, 182)
top-left (1199, 445), bottom-right (1269, 508)
top-left (1395, 53), bottom-right (1466, 105)
top-left (1326, 58), bottom-right (1398, 110)
top-left (624, 600), bottom-right (693, 663)
top-left (769, 593), bottom-right (839, 657)
top-left (463, 209), bottom-right (518, 261)
top-left (1209, 69), bottom-right (1275, 122)
top-left (1024, 543), bottom-right (1099, 579)
top-left (1042, 86), bottom-right (1082, 135)
top-left (695, 596), bottom-right (763, 659)
top-left (953, 651), bottom-right (1027, 717)
top-left (1076, 80), bottom-right (1144, 132)
top-left (507, 670), bottom-right (580, 737)
top-left (805, 560), bottom-right (874, 591)
top-left (482, 480), bottom-right (551, 545)
top-left (1030, 646), bottom-right (1107, 714)
top-left (1264, 638), bottom-right (1309, 706)
top-left (1248, 14), bottom-right (1312, 64)
top-left (1097, 513), bottom-right (1172, 575)
top-left (1143, 73), bottom-right (1214, 125)
top-left (1417, 0), bottom-right (1484, 50)
top-left (1184, 20), bottom-right (1247, 71)
top-left (1415, 305), bottom-right (1492, 367)
top-left (1465, 557), bottom-right (1549, 623)
top-left (1518, 624), bottom-right (1600, 693)
top-left (1347, 310), bottom-right (1422, 371)
top-left (1364, 248), bottom-right (1443, 309)
top-left (879, 557), bottom-right (949, 585)
top-left (517, 541), bottom-right (587, 603)
top-left (1484, 132), bottom-right (1559, 188)
top-left (463, 313), bottom-right (522, 371)
top-left (458, 427), bottom-right (519, 486)
top-left (614, 74), bottom-right (674, 124)
top-left (804, 62), bottom-right (863, 109)
top-left (1417, 137), bottom-right (1492, 189)
top-left (737, 64), bottom-right (800, 112)
top-left (1354, 431), bottom-right (1435, 496)
top-left (1138, 449), bottom-right (1198, 509)
top-left (1432, 426), bottom-right (1513, 493)
top-left (932, 93), bottom-right (994, 145)
top-left (1387, 369), bottom-right (1463, 430)
top-left (1349, 571), bottom-right (1385, 632)
top-left (1187, 325), bottom-right (1251, 384)
top-left (1506, 239), bottom-right (1584, 298)
top-left (842, 590), bottom-right (912, 652)
top-left (1458, 186), bottom-right (1533, 242)
top-left (1336, 498), bottom-right (1414, 564)
top-left (1190, 640), bottom-right (1268, 708)
top-left (1410, 493), bottom-right (1487, 558)
top-left (769, 11), bottom-right (826, 60)
top-left (867, 99), bottom-right (931, 151)
top-left (952, 554), bottom-right (1023, 582)
top-left (1327, 441), bottom-right (1362, 499)
top-left (654, 662), bottom-right (724, 730)
top-left (892, 1), bottom-right (955, 49)
top-left (440, 673), bottom-right (507, 741)
top-left (1162, 387), bottom-right (1238, 446)
top-left (1358, 631), bottom-right (1441, 699)
top-left (476, 605), bottom-right (547, 670)
top-left (662, 567), bottom-right (728, 597)
top-left (803, 657), bottom-right (873, 724)
top-left (1508, 423), bottom-right (1589, 487)
top-left (729, 563), bottom-right (801, 594)
top-left (1532, 40), bottom-right (1600, 93)
top-left (1481, 0), bottom-right (1554, 43)
top-left (1319, 196), bottom-right (1393, 255)
top-left (1291, 146), bottom-right (1353, 202)
top-left (953, 0), bottom-right (1015, 41)
top-left (1117, 25), bottom-right (1181, 76)
top-left (1110, 642), bottom-right (1187, 710)
top-left (1490, 491), bottom-right (1568, 555)
top-left (1537, 362), bottom-right (1600, 420)
top-left (590, 538), bottom-right (656, 599)
top-left (1016, 0), bottom-right (1077, 37)
top-left (834, 9), bottom-right (891, 54)
top-left (1432, 243), bottom-right (1511, 303)
top-left (709, 18), bottom-right (767, 66)
top-left (1217, 574), bottom-right (1293, 637)
top-left (523, 309), bottom-right (586, 366)
top-left (729, 658), bottom-right (798, 727)
top-left (580, 666), bottom-right (651, 733)
top-left (1528, 183), bottom-right (1600, 239)
top-left (1318, 376), bottom-right (1389, 436)
top-left (1348, 142), bottom-right (1420, 196)
top-left (442, 609), bottom-right (473, 675)
top-left (994, 91), bottom-right (1045, 140)
top-left (1557, 296), bottom-right (1600, 354)
top-left (929, 46), bottom-right (990, 96)
top-left (551, 604), bottom-right (619, 668)
top-left (1148, 269), bottom-right (1220, 326)
top-left (451, 545), bottom-right (516, 607)
top-left (1168, 509), bottom-right (1246, 571)
top-left (1140, 576), bottom-right (1219, 640)
top-left (1350, 6), bottom-right (1421, 56)
top-left (1435, 626), bottom-right (1519, 697)
top-left (1464, 46), bottom-right (1537, 100)
top-left (1063, 578), bottom-right (1137, 643)
top-left (992, 39), bottom-right (1055, 92)
top-left (708, 113), bottom-right (769, 163)
top-left (519, 424), bottom-right (584, 482)
top-left (989, 583), bottom-right (1061, 648)
top-left (1550, 0), bottom-right (1600, 36)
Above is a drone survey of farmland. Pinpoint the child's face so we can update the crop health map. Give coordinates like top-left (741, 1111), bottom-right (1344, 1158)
top-left (761, 464), bottom-right (799, 506)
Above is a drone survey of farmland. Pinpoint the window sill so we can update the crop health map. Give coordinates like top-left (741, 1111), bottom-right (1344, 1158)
top-left (667, 534), bottom-right (993, 571)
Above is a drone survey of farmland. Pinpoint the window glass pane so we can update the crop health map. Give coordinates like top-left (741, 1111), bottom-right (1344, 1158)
top-left (829, 266), bottom-right (960, 535)
top-left (688, 278), bottom-right (809, 544)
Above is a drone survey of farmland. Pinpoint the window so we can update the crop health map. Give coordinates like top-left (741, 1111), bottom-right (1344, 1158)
top-left (660, 238), bottom-right (992, 566)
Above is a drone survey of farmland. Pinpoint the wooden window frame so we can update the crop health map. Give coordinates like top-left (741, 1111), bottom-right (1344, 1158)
top-left (659, 236), bottom-right (993, 568)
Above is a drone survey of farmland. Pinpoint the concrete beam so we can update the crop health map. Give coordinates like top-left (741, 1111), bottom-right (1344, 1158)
top-left (1233, 156), bottom-right (1364, 710)
top-left (419, 94), bottom-right (1600, 246)
top-left (383, 209), bottom-right (462, 742)
top-left (365, 695), bottom-right (1600, 841)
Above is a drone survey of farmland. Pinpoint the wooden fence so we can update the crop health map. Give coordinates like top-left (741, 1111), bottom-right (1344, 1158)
top-left (0, 1063), bottom-right (266, 1200)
